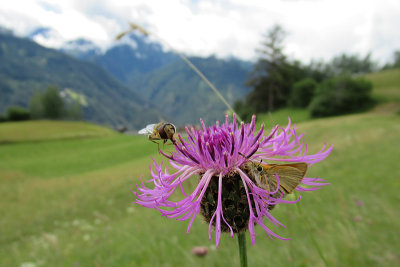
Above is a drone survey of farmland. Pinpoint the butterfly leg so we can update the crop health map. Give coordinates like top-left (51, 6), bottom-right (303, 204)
top-left (265, 175), bottom-right (278, 211)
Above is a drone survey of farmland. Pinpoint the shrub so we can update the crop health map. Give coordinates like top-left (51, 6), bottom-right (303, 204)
top-left (289, 78), bottom-right (317, 108)
top-left (234, 100), bottom-right (255, 122)
top-left (66, 100), bottom-right (82, 120)
top-left (29, 90), bottom-right (44, 119)
top-left (309, 75), bottom-right (373, 117)
top-left (6, 106), bottom-right (30, 121)
top-left (42, 86), bottom-right (65, 119)
top-left (0, 114), bottom-right (7, 122)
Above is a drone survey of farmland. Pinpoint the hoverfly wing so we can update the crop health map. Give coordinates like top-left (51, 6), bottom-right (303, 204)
top-left (138, 124), bottom-right (156, 135)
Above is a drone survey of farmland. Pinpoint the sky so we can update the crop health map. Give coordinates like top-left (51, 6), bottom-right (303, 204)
top-left (0, 0), bottom-right (399, 64)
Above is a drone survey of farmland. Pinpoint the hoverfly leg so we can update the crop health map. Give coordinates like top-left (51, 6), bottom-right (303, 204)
top-left (150, 139), bottom-right (161, 153)
top-left (165, 139), bottom-right (176, 147)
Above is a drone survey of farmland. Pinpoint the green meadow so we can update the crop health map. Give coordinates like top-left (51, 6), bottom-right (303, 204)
top-left (1, 69), bottom-right (399, 266)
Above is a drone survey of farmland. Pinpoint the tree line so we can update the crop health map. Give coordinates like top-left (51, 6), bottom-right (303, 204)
top-left (0, 86), bottom-right (82, 122)
top-left (235, 25), bottom-right (399, 121)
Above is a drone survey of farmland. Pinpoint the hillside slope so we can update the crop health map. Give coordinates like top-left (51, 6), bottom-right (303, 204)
top-left (64, 33), bottom-right (252, 125)
top-left (128, 56), bottom-right (252, 125)
top-left (0, 33), bottom-right (160, 129)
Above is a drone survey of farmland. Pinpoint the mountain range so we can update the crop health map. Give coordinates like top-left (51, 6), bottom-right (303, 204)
top-left (0, 32), bottom-right (160, 129)
top-left (0, 27), bottom-right (252, 128)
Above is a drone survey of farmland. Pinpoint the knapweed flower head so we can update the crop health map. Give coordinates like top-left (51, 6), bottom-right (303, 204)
top-left (134, 114), bottom-right (332, 247)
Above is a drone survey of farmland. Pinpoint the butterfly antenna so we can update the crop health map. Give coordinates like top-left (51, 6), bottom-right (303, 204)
top-left (238, 152), bottom-right (249, 159)
top-left (258, 159), bottom-right (262, 166)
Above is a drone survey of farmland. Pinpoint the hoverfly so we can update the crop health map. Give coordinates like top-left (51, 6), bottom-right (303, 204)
top-left (138, 122), bottom-right (176, 150)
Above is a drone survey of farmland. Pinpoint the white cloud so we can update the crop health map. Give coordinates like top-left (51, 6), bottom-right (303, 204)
top-left (0, 0), bottom-right (399, 64)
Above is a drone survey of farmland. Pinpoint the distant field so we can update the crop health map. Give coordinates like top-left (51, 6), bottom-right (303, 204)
top-left (1, 110), bottom-right (399, 266)
top-left (365, 68), bottom-right (400, 101)
top-left (256, 108), bottom-right (309, 127)
top-left (0, 120), bottom-right (116, 143)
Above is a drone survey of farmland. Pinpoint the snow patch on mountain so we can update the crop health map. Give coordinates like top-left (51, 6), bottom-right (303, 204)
top-left (28, 27), bottom-right (65, 48)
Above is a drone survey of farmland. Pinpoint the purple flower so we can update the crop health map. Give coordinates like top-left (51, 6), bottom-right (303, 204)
top-left (134, 114), bottom-right (332, 247)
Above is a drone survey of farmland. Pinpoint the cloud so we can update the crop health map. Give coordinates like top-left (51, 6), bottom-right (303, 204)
top-left (0, 0), bottom-right (399, 64)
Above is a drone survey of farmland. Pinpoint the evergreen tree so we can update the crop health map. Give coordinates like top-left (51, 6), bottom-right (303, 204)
top-left (246, 25), bottom-right (287, 112)
top-left (328, 53), bottom-right (376, 75)
top-left (244, 25), bottom-right (305, 114)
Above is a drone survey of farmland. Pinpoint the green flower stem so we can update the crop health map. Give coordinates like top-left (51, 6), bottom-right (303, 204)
top-left (237, 232), bottom-right (248, 267)
top-left (294, 192), bottom-right (329, 266)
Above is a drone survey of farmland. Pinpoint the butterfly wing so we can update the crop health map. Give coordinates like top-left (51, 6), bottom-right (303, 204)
top-left (265, 163), bottom-right (307, 197)
top-left (138, 124), bottom-right (156, 135)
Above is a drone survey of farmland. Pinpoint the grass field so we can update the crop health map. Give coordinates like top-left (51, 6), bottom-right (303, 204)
top-left (1, 69), bottom-right (399, 266)
top-left (0, 120), bottom-right (116, 144)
